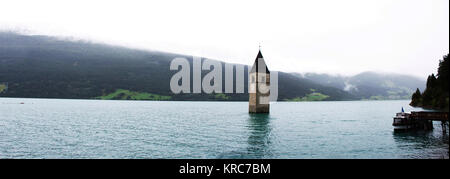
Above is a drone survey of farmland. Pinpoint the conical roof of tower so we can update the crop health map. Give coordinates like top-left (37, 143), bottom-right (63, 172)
top-left (250, 50), bottom-right (270, 74)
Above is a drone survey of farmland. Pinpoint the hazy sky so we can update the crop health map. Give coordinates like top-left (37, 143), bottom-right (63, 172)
top-left (1, 0), bottom-right (448, 78)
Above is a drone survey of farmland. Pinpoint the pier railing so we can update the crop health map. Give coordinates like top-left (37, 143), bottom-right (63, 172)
top-left (410, 112), bottom-right (448, 122)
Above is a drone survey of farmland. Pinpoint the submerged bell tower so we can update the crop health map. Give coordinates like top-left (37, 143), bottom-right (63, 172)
top-left (249, 49), bottom-right (270, 113)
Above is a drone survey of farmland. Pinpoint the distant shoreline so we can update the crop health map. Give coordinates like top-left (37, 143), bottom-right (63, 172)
top-left (0, 96), bottom-right (412, 102)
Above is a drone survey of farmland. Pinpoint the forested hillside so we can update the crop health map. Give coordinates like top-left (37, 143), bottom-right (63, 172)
top-left (0, 32), bottom-right (356, 101)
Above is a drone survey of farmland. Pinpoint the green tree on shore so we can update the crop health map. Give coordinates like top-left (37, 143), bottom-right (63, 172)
top-left (410, 88), bottom-right (422, 106)
top-left (410, 54), bottom-right (449, 110)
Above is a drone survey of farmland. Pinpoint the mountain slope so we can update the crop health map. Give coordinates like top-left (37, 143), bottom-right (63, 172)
top-left (0, 32), bottom-right (356, 101)
top-left (297, 72), bottom-right (426, 100)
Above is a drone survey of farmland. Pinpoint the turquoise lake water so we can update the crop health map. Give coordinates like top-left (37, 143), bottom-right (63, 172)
top-left (0, 98), bottom-right (448, 159)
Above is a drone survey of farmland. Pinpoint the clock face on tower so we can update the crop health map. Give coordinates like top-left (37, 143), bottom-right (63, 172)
top-left (258, 83), bottom-right (269, 94)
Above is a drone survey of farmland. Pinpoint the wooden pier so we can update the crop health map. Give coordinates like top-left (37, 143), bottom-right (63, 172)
top-left (393, 111), bottom-right (449, 132)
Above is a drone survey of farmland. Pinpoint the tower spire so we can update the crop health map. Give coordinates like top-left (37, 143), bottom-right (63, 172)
top-left (249, 48), bottom-right (270, 113)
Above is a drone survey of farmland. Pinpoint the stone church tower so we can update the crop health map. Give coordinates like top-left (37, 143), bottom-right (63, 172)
top-left (249, 50), bottom-right (270, 113)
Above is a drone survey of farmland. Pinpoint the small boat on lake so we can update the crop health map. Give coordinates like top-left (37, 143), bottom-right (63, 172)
top-left (393, 107), bottom-right (411, 130)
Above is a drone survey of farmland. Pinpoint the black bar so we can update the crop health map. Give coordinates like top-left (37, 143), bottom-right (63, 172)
top-left (1, 159), bottom-right (448, 177)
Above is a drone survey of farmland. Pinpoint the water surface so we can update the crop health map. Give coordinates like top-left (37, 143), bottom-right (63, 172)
top-left (0, 98), bottom-right (448, 158)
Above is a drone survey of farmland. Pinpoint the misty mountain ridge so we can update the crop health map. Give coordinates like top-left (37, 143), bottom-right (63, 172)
top-left (0, 32), bottom-right (423, 101)
top-left (295, 72), bottom-right (425, 100)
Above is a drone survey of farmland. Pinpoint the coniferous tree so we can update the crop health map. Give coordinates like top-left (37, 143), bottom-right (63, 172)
top-left (436, 55), bottom-right (449, 109)
top-left (412, 54), bottom-right (449, 110)
top-left (410, 88), bottom-right (422, 106)
top-left (421, 74), bottom-right (436, 107)
top-left (426, 74), bottom-right (437, 89)
top-left (437, 55), bottom-right (448, 91)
